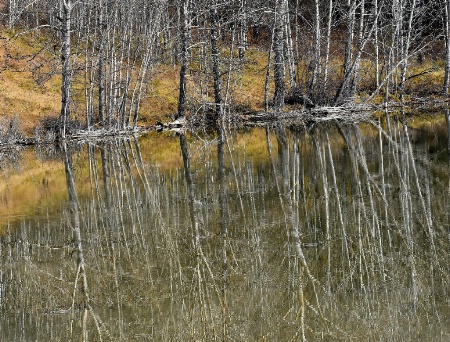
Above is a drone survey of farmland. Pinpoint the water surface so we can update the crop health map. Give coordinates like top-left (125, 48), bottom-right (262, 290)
top-left (1, 113), bottom-right (450, 341)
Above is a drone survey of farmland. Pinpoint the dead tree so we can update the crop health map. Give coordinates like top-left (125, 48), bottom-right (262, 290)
top-left (210, 0), bottom-right (222, 116)
top-left (444, 0), bottom-right (450, 94)
top-left (176, 0), bottom-right (190, 119)
top-left (60, 0), bottom-right (73, 140)
top-left (273, 0), bottom-right (286, 111)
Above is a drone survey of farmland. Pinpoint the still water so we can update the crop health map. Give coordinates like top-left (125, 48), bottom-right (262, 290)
top-left (1, 113), bottom-right (450, 341)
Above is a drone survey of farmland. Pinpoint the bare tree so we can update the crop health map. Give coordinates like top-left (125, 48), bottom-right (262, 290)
top-left (323, 0), bottom-right (334, 92)
top-left (444, 0), bottom-right (450, 94)
top-left (273, 0), bottom-right (286, 111)
top-left (97, 0), bottom-right (106, 124)
top-left (176, 0), bottom-right (190, 119)
top-left (329, 0), bottom-right (356, 105)
top-left (399, 0), bottom-right (417, 102)
top-left (210, 0), bottom-right (222, 116)
top-left (308, 0), bottom-right (321, 97)
top-left (60, 0), bottom-right (73, 139)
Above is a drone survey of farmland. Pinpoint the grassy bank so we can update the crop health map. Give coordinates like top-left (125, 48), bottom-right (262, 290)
top-left (0, 27), bottom-right (269, 136)
top-left (0, 26), bottom-right (448, 137)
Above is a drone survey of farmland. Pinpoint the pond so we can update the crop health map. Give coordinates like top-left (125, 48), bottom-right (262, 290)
top-left (1, 111), bottom-right (450, 341)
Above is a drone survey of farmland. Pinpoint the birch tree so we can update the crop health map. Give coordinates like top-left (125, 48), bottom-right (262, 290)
top-left (323, 0), bottom-right (334, 92)
top-left (350, 0), bottom-right (365, 96)
top-left (273, 0), bottom-right (286, 111)
top-left (8, 0), bottom-right (18, 28)
top-left (334, 0), bottom-right (356, 105)
top-left (210, 0), bottom-right (222, 116)
top-left (308, 0), bottom-right (321, 97)
top-left (444, 0), bottom-right (450, 94)
top-left (60, 0), bottom-right (73, 139)
top-left (176, 0), bottom-right (190, 119)
top-left (399, 0), bottom-right (417, 101)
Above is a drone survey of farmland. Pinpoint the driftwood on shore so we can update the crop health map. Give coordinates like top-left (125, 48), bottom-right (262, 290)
top-left (0, 105), bottom-right (375, 148)
top-left (0, 102), bottom-right (439, 148)
top-left (240, 105), bottom-right (375, 126)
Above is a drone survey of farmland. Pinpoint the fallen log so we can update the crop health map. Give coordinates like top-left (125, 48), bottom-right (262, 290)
top-left (240, 104), bottom-right (375, 126)
top-left (155, 117), bottom-right (186, 132)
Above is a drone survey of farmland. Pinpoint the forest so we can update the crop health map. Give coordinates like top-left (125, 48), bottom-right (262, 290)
top-left (1, 0), bottom-right (450, 138)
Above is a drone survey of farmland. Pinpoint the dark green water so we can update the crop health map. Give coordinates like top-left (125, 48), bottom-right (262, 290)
top-left (1, 114), bottom-right (450, 341)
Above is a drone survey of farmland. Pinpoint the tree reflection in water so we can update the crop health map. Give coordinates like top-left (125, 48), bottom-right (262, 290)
top-left (0, 117), bottom-right (450, 340)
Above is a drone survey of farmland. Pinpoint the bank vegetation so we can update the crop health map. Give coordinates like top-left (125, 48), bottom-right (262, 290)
top-left (0, 0), bottom-right (450, 141)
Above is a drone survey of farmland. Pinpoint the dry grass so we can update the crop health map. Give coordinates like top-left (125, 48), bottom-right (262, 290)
top-left (142, 65), bottom-right (180, 123)
top-left (0, 25), bottom-right (447, 135)
top-left (233, 49), bottom-right (268, 111)
top-left (405, 59), bottom-right (445, 94)
top-left (0, 30), bottom-right (61, 134)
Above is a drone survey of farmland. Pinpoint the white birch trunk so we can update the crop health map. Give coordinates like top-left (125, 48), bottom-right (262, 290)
top-left (60, 0), bottom-right (72, 139)
top-left (311, 0), bottom-right (321, 94)
top-left (444, 0), bottom-right (450, 94)
top-left (374, 0), bottom-right (379, 88)
top-left (283, 0), bottom-right (296, 88)
top-left (176, 0), bottom-right (190, 118)
top-left (238, 0), bottom-right (247, 60)
top-left (323, 0), bottom-right (333, 90)
top-left (273, 0), bottom-right (286, 110)
top-left (98, 0), bottom-right (106, 123)
top-left (400, 0), bottom-right (417, 101)
top-left (210, 0), bottom-right (222, 116)
top-left (351, 0), bottom-right (365, 96)
top-left (9, 0), bottom-right (17, 28)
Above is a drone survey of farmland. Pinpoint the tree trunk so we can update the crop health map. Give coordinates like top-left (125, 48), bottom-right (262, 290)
top-left (98, 0), bottom-right (106, 124)
top-left (400, 0), bottom-right (417, 102)
top-left (343, 0), bottom-right (355, 84)
top-left (210, 1), bottom-right (222, 116)
top-left (374, 0), bottom-right (379, 89)
top-left (323, 0), bottom-right (333, 93)
top-left (273, 0), bottom-right (286, 111)
top-left (176, 0), bottom-right (190, 119)
top-left (83, 5), bottom-right (94, 131)
top-left (60, 0), bottom-right (72, 140)
top-left (350, 0), bottom-right (365, 96)
top-left (283, 0), bottom-right (296, 89)
top-left (309, 0), bottom-right (321, 97)
top-left (294, 0), bottom-right (301, 85)
top-left (238, 0), bottom-right (247, 60)
top-left (444, 0), bottom-right (450, 94)
top-left (334, 0), bottom-right (356, 105)
top-left (9, 0), bottom-right (17, 28)
top-left (264, 23), bottom-right (275, 112)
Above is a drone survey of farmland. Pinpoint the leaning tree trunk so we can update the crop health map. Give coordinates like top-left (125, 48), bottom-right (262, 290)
top-left (273, 0), bottom-right (286, 111)
top-left (60, 0), bottom-right (72, 140)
